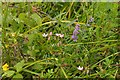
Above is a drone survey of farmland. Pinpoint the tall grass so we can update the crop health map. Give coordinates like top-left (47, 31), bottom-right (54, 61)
top-left (1, 2), bottom-right (119, 79)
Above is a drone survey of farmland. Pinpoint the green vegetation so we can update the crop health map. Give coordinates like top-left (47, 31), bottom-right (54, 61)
top-left (1, 2), bottom-right (120, 79)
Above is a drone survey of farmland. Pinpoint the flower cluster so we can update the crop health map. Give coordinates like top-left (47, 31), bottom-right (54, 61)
top-left (72, 24), bottom-right (80, 42)
top-left (55, 33), bottom-right (64, 38)
top-left (42, 32), bottom-right (64, 40)
top-left (42, 32), bottom-right (64, 38)
top-left (2, 63), bottom-right (9, 71)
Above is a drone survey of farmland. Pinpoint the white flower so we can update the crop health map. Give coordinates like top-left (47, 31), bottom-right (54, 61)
top-left (77, 66), bottom-right (83, 71)
top-left (42, 33), bottom-right (48, 37)
top-left (55, 33), bottom-right (64, 38)
top-left (55, 33), bottom-right (60, 36)
top-left (59, 34), bottom-right (64, 38)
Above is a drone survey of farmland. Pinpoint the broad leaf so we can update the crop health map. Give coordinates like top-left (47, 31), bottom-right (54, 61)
top-left (14, 60), bottom-right (25, 72)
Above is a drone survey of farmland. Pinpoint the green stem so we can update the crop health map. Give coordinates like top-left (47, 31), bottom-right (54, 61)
top-left (64, 40), bottom-right (118, 46)
top-left (23, 69), bottom-right (40, 76)
top-left (60, 67), bottom-right (68, 79)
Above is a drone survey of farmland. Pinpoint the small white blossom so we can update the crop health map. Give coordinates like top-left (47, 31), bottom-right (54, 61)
top-left (42, 33), bottom-right (48, 37)
top-left (59, 34), bottom-right (64, 38)
top-left (55, 33), bottom-right (60, 36)
top-left (77, 66), bottom-right (83, 71)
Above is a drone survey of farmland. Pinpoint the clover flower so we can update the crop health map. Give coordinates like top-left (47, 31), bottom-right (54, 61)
top-left (2, 63), bottom-right (9, 71)
top-left (77, 66), bottom-right (83, 71)
top-left (72, 24), bottom-right (80, 42)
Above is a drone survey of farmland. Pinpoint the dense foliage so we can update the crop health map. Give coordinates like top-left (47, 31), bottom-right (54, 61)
top-left (1, 2), bottom-right (120, 79)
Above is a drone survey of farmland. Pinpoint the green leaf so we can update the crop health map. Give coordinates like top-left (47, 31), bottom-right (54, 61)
top-left (30, 13), bottom-right (42, 25)
top-left (2, 70), bottom-right (15, 77)
top-left (19, 13), bottom-right (35, 27)
top-left (12, 73), bottom-right (23, 80)
top-left (14, 60), bottom-right (25, 72)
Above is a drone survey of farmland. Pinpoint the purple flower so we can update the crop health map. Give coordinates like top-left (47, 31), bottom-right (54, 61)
top-left (75, 24), bottom-right (80, 31)
top-left (88, 16), bottom-right (94, 23)
top-left (73, 29), bottom-right (79, 36)
top-left (72, 35), bottom-right (78, 42)
top-left (72, 24), bottom-right (80, 42)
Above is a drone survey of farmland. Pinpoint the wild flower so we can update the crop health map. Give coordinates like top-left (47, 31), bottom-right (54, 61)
top-left (72, 24), bottom-right (80, 42)
top-left (75, 24), bottom-right (80, 31)
top-left (55, 33), bottom-right (60, 36)
top-left (42, 33), bottom-right (48, 37)
top-left (73, 29), bottom-right (79, 36)
top-left (86, 16), bottom-right (94, 27)
top-left (88, 16), bottom-right (94, 23)
top-left (72, 35), bottom-right (78, 42)
top-left (49, 32), bottom-right (52, 36)
top-left (48, 36), bottom-right (50, 40)
top-left (77, 66), bottom-right (83, 71)
top-left (59, 34), bottom-right (64, 38)
top-left (2, 63), bottom-right (9, 71)
top-left (48, 32), bottom-right (53, 40)
top-left (55, 33), bottom-right (64, 38)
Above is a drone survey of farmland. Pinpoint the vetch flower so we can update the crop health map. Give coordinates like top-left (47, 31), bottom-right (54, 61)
top-left (75, 24), bottom-right (80, 31)
top-left (42, 33), bottom-right (48, 37)
top-left (77, 66), bottom-right (83, 71)
top-left (73, 29), bottom-right (79, 36)
top-left (72, 24), bottom-right (80, 42)
top-left (72, 35), bottom-right (78, 42)
top-left (2, 63), bottom-right (9, 71)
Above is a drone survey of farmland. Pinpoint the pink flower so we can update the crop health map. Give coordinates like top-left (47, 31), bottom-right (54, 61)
top-left (48, 36), bottom-right (50, 40)
top-left (48, 32), bottom-right (52, 40)
top-left (49, 32), bottom-right (52, 36)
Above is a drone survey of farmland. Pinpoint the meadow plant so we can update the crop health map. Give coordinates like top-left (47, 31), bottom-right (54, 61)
top-left (72, 24), bottom-right (80, 42)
